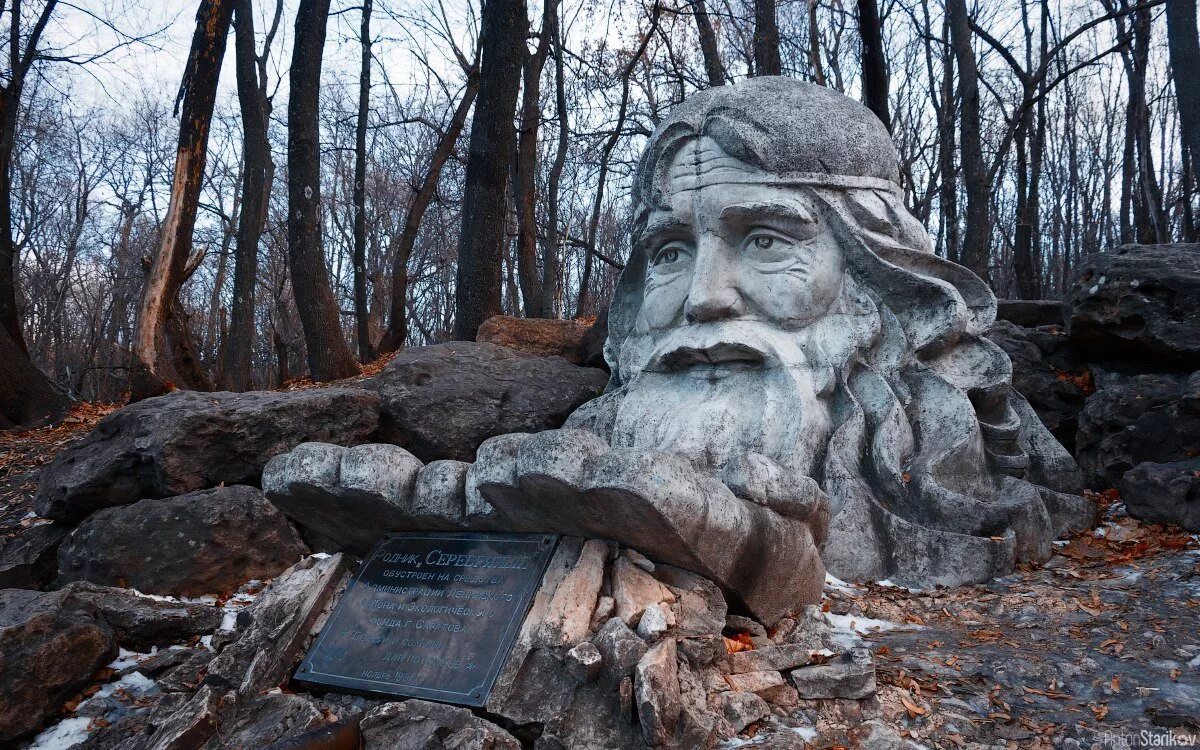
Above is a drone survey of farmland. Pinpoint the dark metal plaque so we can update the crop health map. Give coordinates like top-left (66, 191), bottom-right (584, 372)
top-left (295, 532), bottom-right (558, 706)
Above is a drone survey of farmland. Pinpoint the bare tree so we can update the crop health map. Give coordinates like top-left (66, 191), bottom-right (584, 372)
top-left (693, 0), bottom-right (727, 86)
top-left (945, 0), bottom-right (990, 282)
top-left (1167, 0), bottom-right (1199, 240)
top-left (453, 0), bottom-right (527, 340)
top-left (353, 0), bottom-right (375, 361)
top-left (288, 0), bottom-right (360, 380)
top-left (130, 0), bottom-right (234, 400)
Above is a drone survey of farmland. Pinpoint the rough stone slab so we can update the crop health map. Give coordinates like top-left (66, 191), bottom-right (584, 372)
top-left (62, 582), bottom-right (223, 650)
top-left (566, 641), bottom-right (602, 683)
top-left (634, 639), bottom-right (680, 747)
top-left (205, 554), bottom-right (349, 696)
top-left (365, 341), bottom-right (607, 463)
top-left (723, 670), bottom-right (796, 705)
top-left (35, 388), bottom-right (380, 522)
top-left (476, 315), bottom-right (594, 364)
top-left (142, 684), bottom-right (228, 750)
top-left (653, 564), bottom-right (727, 637)
top-left (0, 522), bottom-right (68, 589)
top-left (612, 556), bottom-right (676, 627)
top-left (636, 602), bottom-right (675, 640)
top-left (789, 647), bottom-right (876, 699)
top-left (57, 485), bottom-right (308, 598)
top-left (359, 699), bottom-right (521, 750)
top-left (995, 299), bottom-right (1064, 328)
top-left (0, 588), bottom-right (115, 742)
top-left (723, 643), bottom-right (814, 674)
top-left (538, 538), bottom-right (607, 647)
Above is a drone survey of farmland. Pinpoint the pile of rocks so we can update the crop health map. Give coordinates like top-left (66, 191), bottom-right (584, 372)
top-left (990, 243), bottom-right (1200, 532)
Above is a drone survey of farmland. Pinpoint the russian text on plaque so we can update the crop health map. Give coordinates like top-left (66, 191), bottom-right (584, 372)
top-left (295, 532), bottom-right (559, 706)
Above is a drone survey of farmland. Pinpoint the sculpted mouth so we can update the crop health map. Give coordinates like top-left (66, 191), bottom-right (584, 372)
top-left (657, 342), bottom-right (770, 373)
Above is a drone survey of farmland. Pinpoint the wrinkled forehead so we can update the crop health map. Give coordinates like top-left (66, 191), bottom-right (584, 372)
top-left (667, 136), bottom-right (759, 191)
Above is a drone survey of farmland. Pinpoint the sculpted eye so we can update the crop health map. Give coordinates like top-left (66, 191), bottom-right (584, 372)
top-left (743, 229), bottom-right (794, 256)
top-left (753, 236), bottom-right (774, 250)
top-left (651, 243), bottom-right (687, 266)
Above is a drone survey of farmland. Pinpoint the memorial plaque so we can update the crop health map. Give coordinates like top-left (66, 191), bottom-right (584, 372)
top-left (295, 532), bottom-right (558, 706)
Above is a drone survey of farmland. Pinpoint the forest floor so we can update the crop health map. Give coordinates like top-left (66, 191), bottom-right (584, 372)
top-left (2, 408), bottom-right (1199, 749)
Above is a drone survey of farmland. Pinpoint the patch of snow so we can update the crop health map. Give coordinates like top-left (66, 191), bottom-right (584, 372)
top-left (106, 646), bottom-right (157, 671)
top-left (311, 552), bottom-right (332, 559)
top-left (93, 671), bottom-right (157, 700)
top-left (825, 612), bottom-right (907, 635)
top-left (1188, 654), bottom-right (1200, 668)
top-left (791, 726), bottom-right (819, 742)
top-left (823, 573), bottom-right (860, 594)
top-left (200, 634), bottom-right (215, 650)
top-left (26, 717), bottom-right (92, 750)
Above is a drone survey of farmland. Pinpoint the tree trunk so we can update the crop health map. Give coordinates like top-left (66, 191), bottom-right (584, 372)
top-left (453, 0), bottom-right (527, 341)
top-left (856, 0), bottom-right (891, 131)
top-left (0, 0), bottom-right (56, 356)
top-left (378, 71), bottom-right (479, 353)
top-left (936, 12), bottom-right (958, 263)
top-left (806, 0), bottom-right (825, 85)
top-left (693, 0), bottom-right (727, 86)
top-left (353, 0), bottom-right (375, 362)
top-left (542, 2), bottom-right (568, 318)
top-left (0, 326), bottom-right (68, 429)
top-left (1167, 0), bottom-right (1200, 239)
top-left (753, 0), bottom-right (782, 76)
top-left (288, 0), bottom-right (360, 380)
top-left (946, 0), bottom-right (990, 283)
top-left (130, 0), bottom-right (234, 401)
top-left (515, 0), bottom-right (555, 318)
top-left (222, 0), bottom-right (277, 391)
top-left (1130, 7), bottom-right (1168, 243)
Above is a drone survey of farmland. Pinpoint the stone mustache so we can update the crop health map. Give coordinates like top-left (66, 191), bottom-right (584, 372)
top-left (266, 78), bottom-right (1094, 625)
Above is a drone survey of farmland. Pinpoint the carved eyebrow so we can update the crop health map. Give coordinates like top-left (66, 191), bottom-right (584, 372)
top-left (718, 202), bottom-right (818, 225)
top-left (638, 215), bottom-right (690, 243)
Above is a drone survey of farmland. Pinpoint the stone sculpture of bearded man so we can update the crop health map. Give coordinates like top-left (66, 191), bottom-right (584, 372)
top-left (264, 78), bottom-right (1096, 626)
top-left (564, 77), bottom-right (1094, 587)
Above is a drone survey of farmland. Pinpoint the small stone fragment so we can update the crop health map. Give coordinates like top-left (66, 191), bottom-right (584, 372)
top-left (678, 634), bottom-right (725, 668)
top-left (566, 641), bottom-right (602, 683)
top-left (593, 617), bottom-right (647, 688)
top-left (636, 602), bottom-right (673, 640)
top-left (712, 691), bottom-right (769, 733)
top-left (622, 548), bottom-right (655, 572)
top-left (723, 670), bottom-right (798, 706)
top-left (360, 699), bottom-right (521, 750)
top-left (590, 595), bottom-right (615, 631)
top-left (789, 646), bottom-right (876, 700)
top-left (723, 643), bottom-right (813, 674)
top-left (0, 522), bottom-right (68, 589)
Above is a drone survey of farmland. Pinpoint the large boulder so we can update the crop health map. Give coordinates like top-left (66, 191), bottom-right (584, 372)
top-left (0, 588), bottom-right (116, 742)
top-left (1120, 458), bottom-right (1200, 532)
top-left (987, 320), bottom-right (1090, 452)
top-left (61, 582), bottom-right (224, 650)
top-left (1064, 244), bottom-right (1200, 369)
top-left (996, 299), bottom-right (1064, 328)
top-left (35, 388), bottom-right (380, 522)
top-left (57, 485), bottom-right (309, 597)
top-left (364, 342), bottom-right (607, 462)
top-left (1075, 372), bottom-right (1200, 489)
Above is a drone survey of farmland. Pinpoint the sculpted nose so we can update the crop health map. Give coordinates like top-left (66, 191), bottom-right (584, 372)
top-left (684, 241), bottom-right (743, 323)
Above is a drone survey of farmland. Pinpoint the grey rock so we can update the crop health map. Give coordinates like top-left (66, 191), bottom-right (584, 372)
top-left (677, 635), bottom-right (725, 668)
top-left (712, 691), bottom-right (770, 733)
top-left (634, 639), bottom-right (680, 747)
top-left (996, 299), bottom-right (1065, 328)
top-left (653, 564), bottom-right (727, 637)
top-left (262, 442), bottom-right (464, 554)
top-left (856, 718), bottom-right (909, 750)
top-left (722, 670), bottom-right (798, 705)
top-left (1065, 244), bottom-right (1200, 368)
top-left (62, 582), bottom-right (223, 650)
top-left (613, 556), bottom-right (676, 627)
top-left (365, 341), bottom-right (607, 462)
top-left (359, 699), bottom-right (521, 750)
top-left (205, 692), bottom-right (337, 749)
top-left (57, 485), bottom-right (308, 597)
top-left (0, 522), bottom-right (68, 589)
top-left (789, 647), bottom-right (876, 699)
top-left (140, 684), bottom-right (228, 750)
top-left (1076, 372), bottom-right (1200, 489)
top-left (112, 646), bottom-right (196, 680)
top-left (35, 388), bottom-right (379, 522)
top-left (1121, 458), bottom-right (1200, 531)
top-left (0, 588), bottom-right (116, 742)
top-left (538, 538), bottom-right (607, 647)
top-left (636, 602), bottom-right (674, 640)
top-left (155, 647), bottom-right (214, 693)
top-left (593, 616), bottom-right (648, 689)
top-left (207, 554), bottom-right (348, 696)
